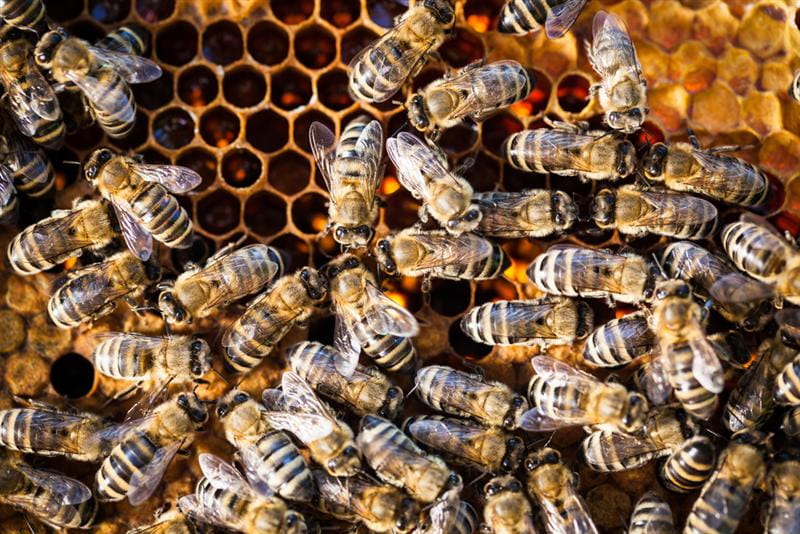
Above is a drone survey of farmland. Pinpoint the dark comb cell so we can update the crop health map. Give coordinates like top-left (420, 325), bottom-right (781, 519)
top-left (200, 107), bottom-right (241, 148)
top-left (341, 27), bottom-right (379, 64)
top-left (177, 148), bottom-right (218, 192)
top-left (198, 190), bottom-right (241, 235)
top-left (178, 66), bottom-right (218, 107)
top-left (557, 74), bottom-right (591, 113)
top-left (318, 69), bottom-right (354, 111)
top-left (153, 107), bottom-right (195, 149)
top-left (430, 279), bottom-right (472, 316)
top-left (51, 353), bottom-right (95, 398)
top-left (368, 0), bottom-right (405, 28)
top-left (322, 0), bottom-right (360, 28)
top-left (89, 0), bottom-right (130, 23)
top-left (294, 110), bottom-right (335, 154)
top-left (295, 25), bottom-right (336, 69)
top-left (44, 0), bottom-right (83, 21)
top-left (269, 151), bottom-right (311, 195)
top-left (440, 28), bottom-right (485, 68)
top-left (134, 69), bottom-right (174, 110)
top-left (482, 113), bottom-right (524, 156)
top-left (270, 233), bottom-right (310, 272)
top-left (156, 21), bottom-right (198, 66)
top-left (271, 68), bottom-right (313, 110)
top-left (245, 192), bottom-right (287, 237)
top-left (292, 193), bottom-right (329, 234)
top-left (248, 21), bottom-right (290, 65)
top-left (247, 110), bottom-right (289, 153)
top-left (272, 0), bottom-right (314, 24)
top-left (223, 67), bottom-right (267, 108)
top-left (203, 20), bottom-right (244, 66)
top-left (450, 321), bottom-right (492, 358)
top-left (136, 0), bottom-right (175, 22)
top-left (440, 124), bottom-right (478, 154)
top-left (109, 111), bottom-right (148, 150)
top-left (222, 149), bottom-right (262, 188)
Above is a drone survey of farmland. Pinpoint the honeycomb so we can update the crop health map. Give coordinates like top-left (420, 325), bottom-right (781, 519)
top-left (0, 0), bottom-right (796, 531)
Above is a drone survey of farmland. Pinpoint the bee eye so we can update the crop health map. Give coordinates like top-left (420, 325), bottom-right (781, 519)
top-left (300, 269), bottom-right (310, 281)
top-left (216, 405), bottom-right (229, 417)
top-left (345, 258), bottom-right (359, 269)
top-left (629, 108), bottom-right (642, 118)
top-left (485, 483), bottom-right (500, 496)
top-left (285, 515), bottom-right (297, 527)
top-left (508, 480), bottom-right (522, 492)
top-left (554, 214), bottom-right (565, 225)
top-left (37, 53), bottom-right (47, 63)
top-left (465, 209), bottom-right (480, 221)
top-left (177, 395), bottom-right (188, 408)
top-left (657, 290), bottom-right (667, 300)
top-left (233, 392), bottom-right (248, 404)
top-left (677, 285), bottom-right (690, 298)
top-left (356, 225), bottom-right (370, 235)
top-left (609, 112), bottom-right (620, 123)
top-left (191, 339), bottom-right (204, 352)
top-left (334, 227), bottom-right (346, 239)
top-left (544, 451), bottom-right (560, 463)
top-left (343, 445), bottom-right (357, 457)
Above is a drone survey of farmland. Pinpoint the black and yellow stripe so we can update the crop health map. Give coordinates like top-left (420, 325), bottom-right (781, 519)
top-left (0, 0), bottom-right (44, 30)
top-left (435, 242), bottom-right (508, 281)
top-left (629, 493), bottom-right (673, 534)
top-left (666, 341), bottom-right (719, 420)
top-left (722, 221), bottom-right (788, 281)
top-left (583, 312), bottom-right (653, 367)
top-left (130, 182), bottom-right (193, 249)
top-left (660, 435), bottom-right (716, 494)
top-left (96, 431), bottom-right (159, 501)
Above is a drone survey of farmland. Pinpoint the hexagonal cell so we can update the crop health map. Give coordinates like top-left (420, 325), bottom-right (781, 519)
top-left (156, 21), bottom-right (198, 66)
top-left (248, 21), bottom-right (290, 66)
top-left (172, 234), bottom-right (215, 273)
top-left (742, 92), bottom-right (782, 137)
top-left (439, 124), bottom-right (478, 155)
top-left (481, 113), bottom-right (523, 157)
top-left (368, 0), bottom-right (405, 28)
top-left (51, 353), bottom-right (95, 399)
top-left (109, 111), bottom-right (148, 150)
top-left (647, 0), bottom-right (694, 51)
top-left (692, 1), bottom-right (739, 55)
top-left (153, 107), bottom-right (195, 149)
top-left (178, 66), bottom-right (218, 107)
top-left (635, 122), bottom-right (666, 148)
top-left (511, 69), bottom-right (550, 117)
top-left (758, 130), bottom-right (800, 180)
top-left (717, 47), bottom-right (759, 96)
top-left (384, 189), bottom-right (420, 230)
top-left (222, 149), bottom-right (262, 188)
top-left (648, 83), bottom-right (690, 133)
top-left (294, 110), bottom-right (335, 154)
top-left (68, 20), bottom-right (106, 42)
top-left (223, 67), bottom-right (267, 108)
top-left (430, 279), bottom-right (472, 317)
top-left (200, 107), bottom-right (241, 148)
top-left (136, 0), bottom-right (175, 22)
top-left (270, 233), bottom-right (310, 272)
top-left (295, 25), bottom-right (337, 69)
top-left (247, 110), bottom-right (289, 153)
top-left (133, 69), bottom-right (174, 111)
top-left (46, 0), bottom-right (84, 21)
top-left (412, 67), bottom-right (445, 92)
top-left (318, 69), bottom-right (354, 111)
top-left (690, 82), bottom-right (740, 135)
top-left (464, 151), bottom-right (500, 192)
top-left (292, 192), bottom-right (329, 234)
top-left (341, 26), bottom-right (379, 64)
top-left (245, 192), bottom-right (287, 237)
top-left (177, 148), bottom-right (217, 192)
top-left (89, 0), bottom-right (130, 23)
top-left (139, 148), bottom-right (170, 165)
top-left (557, 73), bottom-right (591, 113)
top-left (197, 190), bottom-right (241, 235)
top-left (269, 151), bottom-right (311, 195)
top-left (271, 0), bottom-right (314, 24)
top-left (203, 20), bottom-right (244, 66)
top-left (738, 1), bottom-right (787, 59)
top-left (474, 278), bottom-right (518, 306)
top-left (322, 0), bottom-right (360, 28)
top-left (449, 321), bottom-right (492, 359)
top-left (440, 28), bottom-right (485, 68)
top-left (271, 68), bottom-right (312, 111)
top-left (669, 41), bottom-right (716, 93)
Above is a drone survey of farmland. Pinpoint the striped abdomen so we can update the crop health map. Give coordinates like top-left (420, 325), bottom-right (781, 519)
top-left (685, 474), bottom-right (754, 533)
top-left (468, 61), bottom-right (530, 114)
top-left (497, 0), bottom-right (551, 34)
top-left (93, 337), bottom-right (155, 380)
top-left (86, 68), bottom-right (136, 138)
top-left (504, 129), bottom-right (588, 174)
top-left (527, 375), bottom-right (582, 419)
top-left (583, 312), bottom-right (653, 367)
top-left (783, 407), bottom-right (800, 438)
top-left (433, 242), bottom-right (508, 280)
top-left (129, 181), bottom-right (193, 249)
top-left (348, 37), bottom-right (417, 103)
top-left (95, 431), bottom-right (158, 501)
top-left (0, 409), bottom-right (101, 461)
top-left (10, 146), bottom-right (55, 196)
top-left (0, 0), bottom-right (44, 30)
top-left (581, 430), bottom-right (666, 472)
top-left (660, 435), bottom-right (715, 494)
top-left (6, 475), bottom-right (97, 528)
top-left (224, 299), bottom-right (293, 373)
top-left (195, 477), bottom-right (249, 529)
top-left (250, 429), bottom-right (315, 502)
top-left (665, 342), bottom-right (718, 420)
top-left (722, 222), bottom-right (788, 280)
top-left (96, 24), bottom-right (149, 55)
top-left (48, 270), bottom-right (118, 328)
top-left (629, 493), bottom-right (673, 534)
top-left (352, 316), bottom-right (416, 373)
top-left (775, 355), bottom-right (800, 406)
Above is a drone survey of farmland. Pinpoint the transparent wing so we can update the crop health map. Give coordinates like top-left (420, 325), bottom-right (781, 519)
top-left (178, 494), bottom-right (234, 529)
top-left (198, 453), bottom-right (256, 497)
top-left (519, 407), bottom-right (568, 431)
top-left (710, 273), bottom-right (775, 304)
top-left (280, 371), bottom-right (335, 418)
top-left (542, 245), bottom-right (639, 294)
top-left (192, 250), bottom-right (280, 309)
top-left (687, 317), bottom-right (724, 394)
top-left (534, 131), bottom-right (597, 173)
top-left (261, 388), bottom-right (285, 411)
top-left (582, 431), bottom-right (664, 470)
top-left (435, 60), bottom-right (528, 120)
top-left (240, 445), bottom-right (278, 499)
top-left (640, 355), bottom-right (672, 405)
top-left (17, 465), bottom-right (92, 505)
top-left (562, 486), bottom-right (600, 534)
top-left (627, 190), bottom-right (717, 229)
top-left (428, 487), bottom-right (461, 534)
top-left (333, 313), bottom-right (361, 377)
top-left (351, 119), bottom-right (384, 207)
top-left (130, 163), bottom-right (202, 194)
top-left (386, 132), bottom-right (457, 201)
top-left (128, 440), bottom-right (182, 505)
top-left (111, 198), bottom-right (153, 261)
top-left (309, 121), bottom-right (338, 200)
top-left (93, 331), bottom-right (166, 353)
top-left (591, 11), bottom-right (641, 81)
top-left (88, 46), bottom-right (162, 83)
top-left (473, 192), bottom-right (543, 234)
top-left (545, 0), bottom-right (590, 38)
top-left (261, 412), bottom-right (335, 444)
top-left (3, 409), bottom-right (101, 455)
top-left (408, 418), bottom-right (487, 464)
top-left (406, 231), bottom-right (493, 270)
top-left (689, 150), bottom-right (765, 196)
top-left (125, 376), bottom-right (174, 422)
top-left (363, 281), bottom-right (419, 336)
top-left (9, 64), bottom-right (60, 130)
top-left (531, 355), bottom-right (600, 389)
top-left (85, 416), bottom-right (156, 454)
top-left (0, 166), bottom-right (15, 205)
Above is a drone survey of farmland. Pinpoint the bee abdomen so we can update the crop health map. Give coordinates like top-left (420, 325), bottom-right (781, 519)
top-left (668, 344), bottom-right (718, 420)
top-left (497, 0), bottom-right (547, 34)
top-left (96, 24), bottom-right (149, 55)
top-left (776, 356), bottom-right (800, 405)
top-left (89, 70), bottom-right (136, 138)
top-left (685, 477), bottom-right (747, 534)
top-left (93, 336), bottom-right (151, 379)
top-left (348, 43), bottom-right (412, 103)
top-left (95, 433), bottom-right (158, 501)
top-left (436, 243), bottom-right (508, 280)
top-left (11, 150), bottom-right (55, 197)
top-left (130, 182), bottom-right (193, 249)
top-left (224, 308), bottom-right (288, 373)
top-left (660, 435), bottom-right (715, 494)
top-left (581, 431), bottom-right (662, 472)
top-left (354, 323), bottom-right (417, 373)
top-left (48, 274), bottom-right (106, 328)
top-left (722, 222), bottom-right (787, 279)
top-left (0, 0), bottom-right (45, 29)
top-left (255, 429), bottom-right (316, 502)
top-left (583, 313), bottom-right (653, 367)
top-left (30, 116), bottom-right (66, 150)
top-left (629, 493), bottom-right (673, 534)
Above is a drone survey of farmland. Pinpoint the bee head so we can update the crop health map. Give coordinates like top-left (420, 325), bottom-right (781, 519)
top-left (501, 436), bottom-right (524, 472)
top-left (84, 148), bottom-right (115, 185)
top-left (621, 392), bottom-right (648, 432)
top-left (298, 266), bottom-right (328, 301)
top-left (524, 447), bottom-right (561, 472)
top-left (446, 206), bottom-right (482, 234)
top-left (282, 511), bottom-right (305, 534)
top-left (483, 475), bottom-right (521, 498)
top-left (327, 444), bottom-right (361, 476)
top-left (216, 389), bottom-right (250, 419)
top-left (551, 191), bottom-right (578, 232)
top-left (176, 392), bottom-right (208, 424)
top-left (423, 0), bottom-right (455, 25)
top-left (157, 284), bottom-right (189, 325)
top-left (333, 224), bottom-right (374, 247)
top-left (34, 28), bottom-right (67, 69)
top-left (374, 238), bottom-right (398, 276)
top-left (502, 394), bottom-right (529, 430)
top-left (395, 497), bottom-right (420, 533)
top-left (590, 188), bottom-right (616, 228)
top-left (379, 386), bottom-right (404, 419)
top-left (616, 140), bottom-right (636, 177)
top-left (731, 428), bottom-right (769, 447)
top-left (188, 337), bottom-right (211, 378)
top-left (643, 143), bottom-right (669, 178)
top-left (407, 94), bottom-right (430, 132)
top-left (607, 107), bottom-right (646, 134)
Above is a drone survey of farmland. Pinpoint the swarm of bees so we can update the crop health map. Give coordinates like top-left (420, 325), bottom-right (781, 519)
top-left (0, 0), bottom-right (799, 532)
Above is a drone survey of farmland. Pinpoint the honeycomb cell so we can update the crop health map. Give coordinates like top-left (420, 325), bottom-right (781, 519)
top-left (45, 0), bottom-right (83, 21)
top-left (51, 353), bottom-right (95, 399)
top-left (172, 235), bottom-right (215, 273)
top-left (178, 66), bottom-right (219, 107)
top-left (482, 113), bottom-right (523, 157)
top-left (341, 27), bottom-right (379, 64)
top-left (139, 148), bottom-right (170, 165)
top-left (692, 1), bottom-right (739, 55)
top-left (203, 20), bottom-right (244, 66)
top-left (52, 148), bottom-right (81, 191)
top-left (198, 190), bottom-right (241, 235)
top-left (223, 67), bottom-right (267, 108)
top-left (247, 110), bottom-right (289, 153)
top-left (244, 192), bottom-right (287, 237)
top-left (474, 278), bottom-right (518, 306)
top-left (759, 130), bottom-right (800, 181)
top-left (637, 40), bottom-right (670, 87)
top-left (413, 67), bottom-right (446, 93)
top-left (271, 0), bottom-right (314, 24)
top-left (557, 74), bottom-right (591, 114)
top-left (272, 68), bottom-right (313, 111)
top-left (669, 41), bottom-right (716, 93)
top-left (464, 151), bottom-right (500, 192)
top-left (0, 311), bottom-right (24, 354)
top-left (156, 21), bottom-right (199, 66)
top-left (66, 123), bottom-right (104, 151)
top-left (384, 190), bottom-right (420, 230)
top-left (292, 193), bottom-right (329, 234)
top-left (503, 164), bottom-right (549, 193)
top-left (222, 149), bottom-right (262, 188)
top-left (511, 70), bottom-right (550, 118)
top-left (449, 321), bottom-right (492, 359)
top-left (89, 0), bottom-right (130, 23)
top-left (717, 47), bottom-right (759, 96)
top-left (532, 31), bottom-right (578, 80)
top-left (761, 60), bottom-right (793, 94)
top-left (269, 151), bottom-right (311, 195)
top-left (430, 279), bottom-right (472, 317)
top-left (439, 28), bottom-right (485, 68)
top-left (318, 69), bottom-right (354, 111)
top-left (109, 111), bottom-right (149, 150)
top-left (177, 148), bottom-right (217, 192)
top-left (439, 124), bottom-right (478, 155)
top-left (742, 91), bottom-right (782, 136)
top-left (368, 0), bottom-right (406, 28)
top-left (308, 315), bottom-right (335, 345)
top-left (248, 21), bottom-right (290, 66)
top-left (68, 20), bottom-right (106, 42)
top-left (295, 25), bottom-right (337, 69)
top-left (648, 84), bottom-right (690, 133)
top-left (133, 69), bottom-right (174, 110)
top-left (647, 0), bottom-right (695, 51)
top-left (635, 122), bottom-right (666, 148)
top-left (294, 110), bottom-right (335, 154)
top-left (270, 233), bottom-right (310, 271)
top-left (136, 0), bottom-right (175, 22)
top-left (200, 107), bottom-right (241, 148)
top-left (153, 107), bottom-right (195, 149)
top-left (322, 0), bottom-right (360, 28)
top-left (690, 82), bottom-right (740, 135)
top-left (737, 1), bottom-right (787, 59)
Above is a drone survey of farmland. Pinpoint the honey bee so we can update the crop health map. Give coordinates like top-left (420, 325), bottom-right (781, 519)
top-left (157, 243), bottom-right (283, 325)
top-left (524, 447), bottom-right (599, 534)
top-left (582, 311), bottom-right (654, 368)
top-left (527, 245), bottom-right (658, 304)
top-left (659, 434), bottom-right (716, 493)
top-left (498, 0), bottom-right (589, 37)
top-left (587, 11), bottom-right (647, 133)
top-left (84, 148), bottom-right (201, 261)
top-left (222, 267), bottom-right (327, 374)
top-left (215, 389), bottom-right (315, 503)
top-left (127, 508), bottom-right (196, 534)
top-left (375, 228), bottom-right (507, 282)
top-left (684, 430), bottom-right (768, 534)
top-left (326, 254), bottom-right (418, 376)
top-left (708, 331), bottom-right (753, 370)
top-left (1, 131), bottom-right (57, 199)
top-left (314, 470), bottom-right (419, 533)
top-left (309, 116), bottom-right (383, 248)
top-left (404, 415), bottom-right (525, 473)
top-left (179, 453), bottom-right (307, 534)
top-left (790, 71), bottom-right (800, 104)
top-left (592, 185), bottom-right (718, 239)
top-left (408, 60), bottom-right (531, 139)
top-left (387, 132), bottom-right (481, 234)
top-left (95, 23), bottom-right (149, 57)
top-left (765, 448), bottom-right (800, 534)
top-left (642, 133), bottom-right (768, 208)
top-left (262, 371), bottom-right (361, 477)
top-left (524, 355), bottom-right (648, 433)
top-left (783, 407), bottom-right (800, 438)
top-left (460, 297), bottom-right (593, 348)
top-left (47, 250), bottom-right (161, 329)
top-left (0, 165), bottom-right (18, 223)
top-left (414, 501), bottom-right (477, 534)
top-left (347, 0), bottom-right (454, 103)
top-left (415, 365), bottom-right (529, 430)
top-left (473, 189), bottom-right (577, 238)
top-left (775, 352), bottom-right (800, 407)
top-left (0, 451), bottom-right (97, 530)
top-left (0, 0), bottom-right (44, 30)
top-left (34, 27), bottom-right (162, 138)
top-left (481, 475), bottom-right (536, 534)
top-left (287, 341), bottom-right (405, 419)
top-left (95, 392), bottom-right (209, 504)
top-left (504, 120), bottom-right (636, 181)
top-left (628, 492), bottom-right (674, 534)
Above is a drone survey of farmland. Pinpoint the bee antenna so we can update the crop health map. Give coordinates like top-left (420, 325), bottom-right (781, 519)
top-left (60, 160), bottom-right (82, 166)
top-left (211, 367), bottom-right (230, 385)
top-left (699, 425), bottom-right (725, 440)
top-left (388, 119), bottom-right (409, 139)
top-left (650, 253), bottom-right (668, 279)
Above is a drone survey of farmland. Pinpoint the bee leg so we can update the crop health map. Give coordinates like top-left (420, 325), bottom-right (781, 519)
top-left (418, 205), bottom-right (429, 223)
top-left (207, 240), bottom-right (239, 264)
top-left (90, 302), bottom-right (117, 322)
top-left (101, 382), bottom-right (142, 408)
top-left (589, 83), bottom-right (601, 96)
top-left (635, 173), bottom-right (654, 190)
top-left (687, 129), bottom-right (701, 149)
top-left (699, 299), bottom-right (715, 324)
top-left (709, 144), bottom-right (750, 154)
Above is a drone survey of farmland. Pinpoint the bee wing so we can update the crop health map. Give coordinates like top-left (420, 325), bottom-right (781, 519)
top-left (240, 445), bottom-right (280, 499)
top-left (408, 231), bottom-right (493, 270)
top-left (280, 371), bottom-right (336, 418)
top-left (87, 45), bottom-right (163, 83)
top-left (519, 407), bottom-right (571, 431)
top-left (313, 470), bottom-right (352, 507)
top-left (387, 132), bottom-right (456, 202)
top-left (709, 273), bottom-right (775, 304)
top-left (531, 355), bottom-right (599, 388)
top-left (130, 163), bottom-right (202, 194)
top-left (8, 67), bottom-right (60, 134)
top-left (85, 415), bottom-right (156, 452)
top-left (198, 453), bottom-right (257, 497)
top-left (542, 245), bottom-right (639, 294)
top-left (8, 410), bottom-right (99, 455)
top-left (178, 494), bottom-right (234, 529)
top-left (739, 211), bottom-right (797, 247)
top-left (363, 281), bottom-right (419, 336)
top-left (349, 119), bottom-right (384, 207)
top-left (638, 356), bottom-right (672, 405)
top-left (28, 208), bottom-right (99, 264)
top-left (626, 190), bottom-right (717, 230)
top-left (689, 150), bottom-right (764, 196)
top-left (333, 312), bottom-right (361, 377)
top-left (559, 486), bottom-right (599, 534)
top-left (193, 253), bottom-right (280, 310)
top-left (309, 121), bottom-right (338, 200)
top-left (582, 431), bottom-right (665, 470)
top-left (262, 412), bottom-right (336, 444)
top-left (408, 418), bottom-right (487, 464)
top-left (125, 376), bottom-right (174, 422)
top-left (93, 331), bottom-right (165, 349)
top-left (427, 488), bottom-right (462, 534)
top-left (545, 0), bottom-right (590, 38)
top-left (16, 465), bottom-right (92, 505)
top-left (687, 318), bottom-right (724, 394)
top-left (590, 12), bottom-right (642, 81)
top-left (438, 60), bottom-right (527, 120)
top-left (128, 440), bottom-right (182, 505)
top-left (0, 165), bottom-right (15, 205)
top-left (111, 198), bottom-right (153, 261)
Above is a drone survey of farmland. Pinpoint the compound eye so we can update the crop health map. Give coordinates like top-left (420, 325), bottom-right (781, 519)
top-left (191, 340), bottom-right (204, 352)
top-left (285, 515), bottom-right (297, 527)
top-left (508, 480), bottom-right (522, 492)
top-left (629, 108), bottom-right (641, 118)
top-left (609, 112), bottom-right (620, 123)
top-left (345, 257), bottom-right (359, 269)
top-left (300, 268), bottom-right (310, 282)
top-left (643, 289), bottom-right (653, 300)
top-left (465, 209), bottom-right (480, 221)
top-left (677, 285), bottom-right (690, 298)
top-left (554, 214), bottom-right (565, 225)
top-left (485, 483), bottom-right (500, 496)
top-left (525, 458), bottom-right (540, 471)
top-left (177, 395), bottom-right (188, 408)
top-left (657, 289), bottom-right (667, 300)
top-left (343, 446), bottom-right (357, 457)
top-left (233, 392), bottom-right (248, 404)
top-left (357, 225), bottom-right (370, 235)
top-left (378, 240), bottom-right (389, 252)
top-left (334, 227), bottom-right (346, 239)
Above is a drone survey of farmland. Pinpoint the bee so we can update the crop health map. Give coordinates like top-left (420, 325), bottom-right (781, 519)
top-left (0, 0), bottom-right (44, 30)
top-left (0, 452), bottom-right (97, 529)
top-left (708, 331), bottom-right (753, 370)
top-left (287, 341), bottom-right (405, 419)
top-left (764, 448), bottom-right (800, 534)
top-left (592, 185), bottom-right (718, 239)
top-left (34, 27), bottom-right (162, 138)
top-left (84, 148), bottom-right (201, 261)
top-left (408, 60), bottom-right (531, 139)
top-left (326, 254), bottom-right (418, 376)
top-left (524, 355), bottom-right (648, 433)
top-left (222, 267), bottom-right (327, 374)
top-left (790, 71), bottom-right (800, 104)
top-left (581, 406), bottom-right (698, 472)
top-left (527, 245), bottom-right (658, 304)
top-left (659, 435), bottom-right (716, 493)
top-left (684, 430), bottom-right (768, 534)
top-left (95, 392), bottom-right (209, 504)
top-left (387, 132), bottom-right (481, 234)
top-left (262, 371), bottom-right (361, 477)
top-left (179, 454), bottom-right (307, 534)
top-left (582, 311), bottom-right (654, 368)
top-left (47, 250), bottom-right (161, 329)
top-left (460, 296), bottom-right (594, 348)
top-left (127, 508), bottom-right (196, 534)
top-left (309, 116), bottom-right (383, 248)
top-left (628, 492), bottom-right (674, 534)
top-left (414, 501), bottom-right (477, 534)
top-left (1, 130), bottom-right (57, 201)
top-left (375, 228), bottom-right (507, 281)
top-left (504, 120), bottom-right (636, 181)
top-left (587, 12), bottom-right (647, 133)
top-left (642, 133), bottom-right (768, 208)
top-left (498, 0), bottom-right (589, 37)
top-left (157, 243), bottom-right (283, 325)
top-left (403, 415), bottom-right (525, 473)
top-left (215, 389), bottom-right (315, 503)
top-left (481, 475), bottom-right (536, 534)
top-left (775, 352), bottom-right (800, 406)
top-left (347, 0), bottom-right (454, 103)
top-left (473, 189), bottom-right (577, 238)
top-left (95, 23), bottom-right (149, 57)
top-left (314, 470), bottom-right (419, 533)
top-left (524, 447), bottom-right (599, 534)
top-left (783, 407), bottom-right (800, 438)
top-left (415, 365), bottom-right (529, 430)
top-left (0, 165), bottom-right (18, 223)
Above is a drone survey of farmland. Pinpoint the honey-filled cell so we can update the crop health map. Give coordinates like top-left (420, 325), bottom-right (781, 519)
top-left (197, 189), bottom-right (241, 235)
top-left (271, 68), bottom-right (313, 111)
top-left (153, 107), bottom-right (195, 149)
top-left (244, 191), bottom-right (287, 237)
top-left (271, 0), bottom-right (314, 25)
